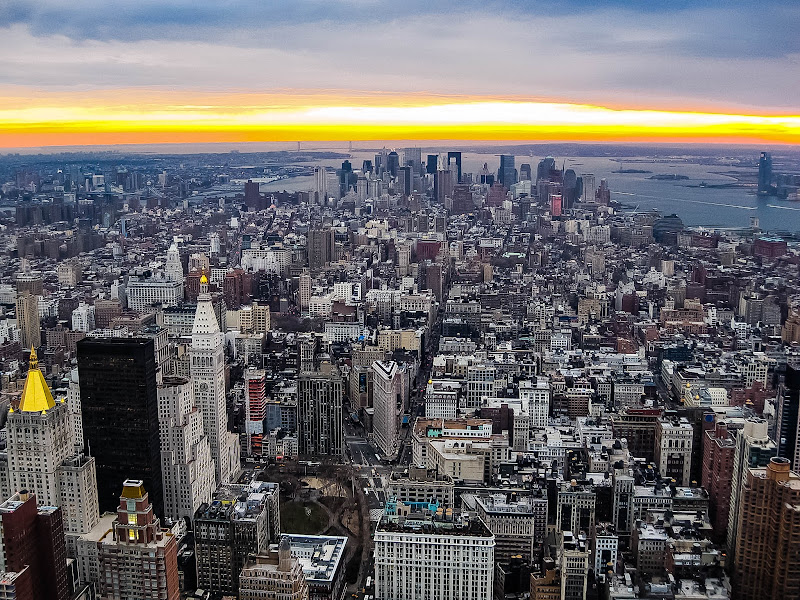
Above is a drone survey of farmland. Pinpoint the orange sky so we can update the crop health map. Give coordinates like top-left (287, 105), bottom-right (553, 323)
top-left (1, 94), bottom-right (798, 148)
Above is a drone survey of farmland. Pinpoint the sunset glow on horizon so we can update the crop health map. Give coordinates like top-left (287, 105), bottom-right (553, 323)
top-left (1, 97), bottom-right (799, 149)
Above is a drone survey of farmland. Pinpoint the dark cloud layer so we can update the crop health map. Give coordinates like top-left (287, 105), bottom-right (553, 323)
top-left (0, 0), bottom-right (797, 111)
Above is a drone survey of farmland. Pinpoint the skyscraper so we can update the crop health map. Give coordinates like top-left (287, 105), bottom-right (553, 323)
top-left (397, 165), bottom-right (412, 196)
top-left (15, 290), bottom-right (40, 349)
top-left (6, 349), bottom-right (100, 554)
top-left (164, 241), bottom-right (184, 284)
top-left (387, 151), bottom-right (400, 177)
top-left (297, 360), bottom-right (343, 457)
top-left (0, 491), bottom-right (69, 600)
top-left (732, 457), bottom-right (800, 600)
top-left (447, 151), bottom-right (462, 183)
top-left (581, 173), bottom-right (596, 202)
top-left (244, 368), bottom-right (267, 456)
top-left (776, 365), bottom-right (800, 469)
top-left (98, 480), bottom-right (180, 600)
top-left (726, 418), bottom-right (776, 562)
top-left (299, 269), bottom-right (311, 313)
top-left (244, 179), bottom-right (260, 208)
top-left (78, 337), bottom-right (163, 516)
top-left (191, 273), bottom-right (240, 485)
top-left (562, 169), bottom-right (578, 209)
top-left (758, 151), bottom-right (773, 195)
top-left (550, 194), bottom-right (562, 217)
top-left (372, 360), bottom-right (404, 459)
top-left (436, 169), bottom-right (454, 204)
top-left (486, 181), bottom-right (506, 207)
top-left (313, 166), bottom-right (328, 204)
top-left (426, 154), bottom-right (438, 175)
top-left (451, 184), bottom-right (474, 215)
top-left (306, 227), bottom-right (335, 271)
top-left (499, 155), bottom-right (516, 189)
top-left (338, 160), bottom-right (352, 196)
top-left (157, 376), bottom-right (215, 522)
top-left (403, 147), bottom-right (422, 175)
top-left (537, 156), bottom-right (556, 182)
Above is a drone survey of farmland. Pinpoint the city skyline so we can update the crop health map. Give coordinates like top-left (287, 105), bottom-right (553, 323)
top-left (1, 2), bottom-right (800, 598)
top-left (1, 0), bottom-right (798, 148)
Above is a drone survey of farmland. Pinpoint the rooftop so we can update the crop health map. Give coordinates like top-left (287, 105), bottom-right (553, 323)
top-left (284, 534), bottom-right (347, 584)
top-left (18, 348), bottom-right (55, 413)
top-left (378, 505), bottom-right (493, 538)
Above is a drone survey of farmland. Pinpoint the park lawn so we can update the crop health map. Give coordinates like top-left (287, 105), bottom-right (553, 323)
top-left (281, 500), bottom-right (328, 535)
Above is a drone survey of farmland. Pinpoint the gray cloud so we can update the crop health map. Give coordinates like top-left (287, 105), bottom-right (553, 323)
top-left (0, 3), bottom-right (797, 111)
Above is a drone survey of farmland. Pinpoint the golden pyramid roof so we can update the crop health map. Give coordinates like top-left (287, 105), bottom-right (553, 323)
top-left (19, 347), bottom-right (55, 413)
top-left (200, 271), bottom-right (208, 284)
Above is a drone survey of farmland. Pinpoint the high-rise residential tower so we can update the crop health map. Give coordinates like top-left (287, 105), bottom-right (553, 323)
top-left (726, 418), bottom-right (777, 562)
top-left (98, 480), bottom-right (180, 600)
top-left (758, 151), bottom-right (773, 195)
top-left (732, 457), bottom-right (800, 600)
top-left (307, 228), bottom-right (335, 271)
top-left (581, 173), bottom-right (596, 202)
top-left (244, 368), bottom-right (267, 456)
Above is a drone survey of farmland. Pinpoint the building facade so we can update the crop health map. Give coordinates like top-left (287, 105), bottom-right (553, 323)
top-left (732, 457), bottom-right (800, 600)
top-left (191, 274), bottom-right (240, 485)
top-left (98, 480), bottom-right (180, 600)
top-left (77, 337), bottom-right (163, 516)
top-left (157, 376), bottom-right (215, 523)
top-left (655, 416), bottom-right (693, 486)
top-left (194, 482), bottom-right (281, 596)
top-left (0, 492), bottom-right (69, 600)
top-left (374, 506), bottom-right (494, 600)
top-left (297, 362), bottom-right (343, 457)
top-left (6, 349), bottom-right (99, 555)
top-left (372, 360), bottom-right (404, 459)
top-left (239, 537), bottom-right (309, 600)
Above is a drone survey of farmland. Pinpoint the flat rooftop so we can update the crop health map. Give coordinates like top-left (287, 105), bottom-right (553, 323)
top-left (378, 512), bottom-right (493, 538)
top-left (284, 534), bottom-right (347, 584)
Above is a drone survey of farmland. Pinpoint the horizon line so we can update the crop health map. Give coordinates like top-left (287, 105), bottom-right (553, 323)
top-left (1, 99), bottom-right (799, 149)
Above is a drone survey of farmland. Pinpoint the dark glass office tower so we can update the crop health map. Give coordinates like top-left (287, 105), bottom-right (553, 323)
top-left (563, 169), bottom-right (579, 209)
top-left (77, 337), bottom-right (163, 516)
top-left (499, 155), bottom-right (516, 188)
top-left (398, 166), bottom-right (412, 196)
top-left (426, 154), bottom-right (438, 174)
top-left (777, 364), bottom-right (800, 469)
top-left (387, 151), bottom-right (400, 177)
top-left (758, 151), bottom-right (773, 195)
